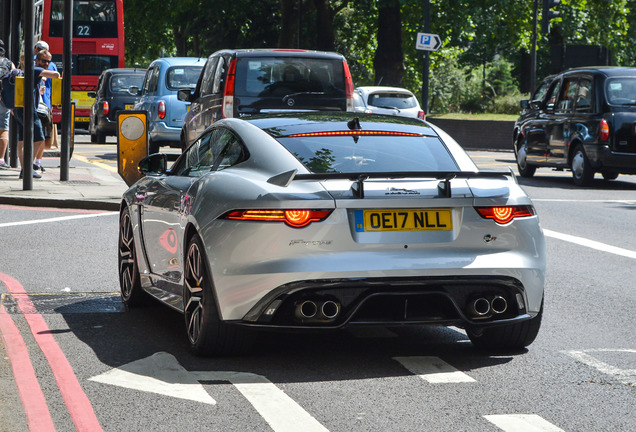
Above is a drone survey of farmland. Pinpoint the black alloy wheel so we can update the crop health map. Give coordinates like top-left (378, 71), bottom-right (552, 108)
top-left (118, 208), bottom-right (145, 306)
top-left (183, 234), bottom-right (252, 356)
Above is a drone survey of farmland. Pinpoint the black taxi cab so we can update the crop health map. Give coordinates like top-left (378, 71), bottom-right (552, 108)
top-left (513, 67), bottom-right (636, 186)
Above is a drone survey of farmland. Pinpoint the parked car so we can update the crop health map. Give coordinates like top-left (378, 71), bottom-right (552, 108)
top-left (118, 112), bottom-right (545, 356)
top-left (178, 49), bottom-right (354, 149)
top-left (87, 68), bottom-right (145, 143)
top-left (354, 86), bottom-right (425, 120)
top-left (133, 57), bottom-right (204, 153)
top-left (513, 67), bottom-right (636, 186)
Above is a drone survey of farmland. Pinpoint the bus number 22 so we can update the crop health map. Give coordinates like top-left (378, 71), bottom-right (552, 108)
top-left (76, 25), bottom-right (91, 36)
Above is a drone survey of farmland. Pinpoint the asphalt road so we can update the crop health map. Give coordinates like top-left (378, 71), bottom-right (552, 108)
top-left (1, 144), bottom-right (635, 431)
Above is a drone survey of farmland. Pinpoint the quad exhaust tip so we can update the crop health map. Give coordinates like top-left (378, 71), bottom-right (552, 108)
top-left (295, 299), bottom-right (340, 321)
top-left (469, 296), bottom-right (508, 318)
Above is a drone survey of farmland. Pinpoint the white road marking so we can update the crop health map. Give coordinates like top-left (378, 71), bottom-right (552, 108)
top-left (0, 212), bottom-right (116, 228)
top-left (192, 371), bottom-right (329, 432)
top-left (393, 356), bottom-right (476, 383)
top-left (563, 348), bottom-right (636, 386)
top-left (89, 352), bottom-right (216, 404)
top-left (90, 352), bottom-right (329, 432)
top-left (543, 229), bottom-right (636, 260)
top-left (484, 414), bottom-right (565, 431)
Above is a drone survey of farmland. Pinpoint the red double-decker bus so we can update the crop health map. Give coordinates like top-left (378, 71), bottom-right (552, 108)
top-left (41, 0), bottom-right (125, 126)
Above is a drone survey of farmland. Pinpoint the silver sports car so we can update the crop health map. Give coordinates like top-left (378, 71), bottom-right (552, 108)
top-left (118, 113), bottom-right (545, 356)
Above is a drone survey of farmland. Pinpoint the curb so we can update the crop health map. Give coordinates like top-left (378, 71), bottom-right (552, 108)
top-left (0, 196), bottom-right (121, 211)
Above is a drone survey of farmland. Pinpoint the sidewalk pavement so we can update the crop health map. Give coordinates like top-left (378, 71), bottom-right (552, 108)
top-left (0, 152), bottom-right (127, 211)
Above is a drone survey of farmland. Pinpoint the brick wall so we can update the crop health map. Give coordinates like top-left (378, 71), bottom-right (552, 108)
top-left (426, 118), bottom-right (515, 151)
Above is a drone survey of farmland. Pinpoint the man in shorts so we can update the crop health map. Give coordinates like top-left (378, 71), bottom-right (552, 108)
top-left (12, 60), bottom-right (60, 178)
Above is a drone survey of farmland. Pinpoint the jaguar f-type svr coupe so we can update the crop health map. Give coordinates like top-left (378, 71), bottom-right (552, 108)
top-left (118, 113), bottom-right (545, 356)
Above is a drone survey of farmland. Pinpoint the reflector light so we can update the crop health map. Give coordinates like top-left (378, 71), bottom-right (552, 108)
top-left (158, 101), bottom-right (166, 119)
top-left (418, 110), bottom-right (426, 120)
top-left (474, 205), bottom-right (535, 224)
top-left (103, 101), bottom-right (109, 116)
top-left (343, 61), bottom-right (355, 112)
top-left (286, 130), bottom-right (423, 138)
top-left (600, 119), bottom-right (610, 142)
top-left (223, 59), bottom-right (237, 118)
top-left (222, 209), bottom-right (332, 228)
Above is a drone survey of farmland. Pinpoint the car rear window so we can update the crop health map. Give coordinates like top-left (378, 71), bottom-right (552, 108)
top-left (166, 66), bottom-right (204, 90)
top-left (368, 92), bottom-right (418, 109)
top-left (109, 74), bottom-right (144, 93)
top-left (234, 57), bottom-right (345, 97)
top-left (606, 77), bottom-right (636, 104)
top-left (276, 134), bottom-right (458, 173)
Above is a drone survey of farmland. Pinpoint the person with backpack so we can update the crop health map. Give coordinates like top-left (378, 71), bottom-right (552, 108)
top-left (0, 39), bottom-right (15, 169)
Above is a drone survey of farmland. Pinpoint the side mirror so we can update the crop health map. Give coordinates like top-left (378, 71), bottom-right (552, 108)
top-left (177, 88), bottom-right (193, 102)
top-left (87, 91), bottom-right (97, 98)
top-left (128, 86), bottom-right (140, 96)
top-left (520, 99), bottom-right (529, 109)
top-left (138, 153), bottom-right (168, 176)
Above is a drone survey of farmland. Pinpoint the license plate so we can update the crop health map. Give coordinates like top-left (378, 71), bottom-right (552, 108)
top-left (354, 209), bottom-right (452, 232)
top-left (125, 104), bottom-right (134, 110)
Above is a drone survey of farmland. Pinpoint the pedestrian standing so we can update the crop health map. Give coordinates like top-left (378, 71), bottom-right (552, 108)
top-left (34, 41), bottom-right (59, 170)
top-left (11, 53), bottom-right (60, 178)
top-left (0, 39), bottom-right (15, 169)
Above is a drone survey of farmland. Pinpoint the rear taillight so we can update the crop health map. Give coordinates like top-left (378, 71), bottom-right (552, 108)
top-left (600, 119), bottom-right (610, 142)
top-left (102, 101), bottom-right (109, 116)
top-left (157, 101), bottom-right (166, 119)
top-left (222, 209), bottom-right (332, 228)
top-left (418, 110), bottom-right (425, 120)
top-left (343, 61), bottom-right (354, 112)
top-left (223, 58), bottom-right (237, 118)
top-left (474, 205), bottom-right (535, 225)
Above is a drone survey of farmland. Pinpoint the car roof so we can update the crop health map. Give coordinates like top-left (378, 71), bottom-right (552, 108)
top-left (355, 86), bottom-right (417, 96)
top-left (242, 112), bottom-right (436, 137)
top-left (559, 66), bottom-right (636, 78)
top-left (150, 57), bottom-right (205, 67)
top-left (206, 48), bottom-right (345, 61)
top-left (102, 68), bottom-right (145, 75)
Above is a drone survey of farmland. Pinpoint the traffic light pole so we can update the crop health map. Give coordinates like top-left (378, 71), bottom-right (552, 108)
top-left (530, 0), bottom-right (538, 96)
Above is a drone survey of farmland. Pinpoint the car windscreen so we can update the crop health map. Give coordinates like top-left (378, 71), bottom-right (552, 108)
top-left (606, 77), bottom-right (636, 104)
top-left (166, 66), bottom-right (204, 91)
top-left (276, 134), bottom-right (458, 173)
top-left (109, 74), bottom-right (144, 93)
top-left (368, 92), bottom-right (418, 109)
top-left (235, 57), bottom-right (345, 97)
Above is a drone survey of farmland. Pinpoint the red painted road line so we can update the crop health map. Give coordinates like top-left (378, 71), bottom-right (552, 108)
top-left (0, 304), bottom-right (55, 431)
top-left (1, 273), bottom-right (103, 432)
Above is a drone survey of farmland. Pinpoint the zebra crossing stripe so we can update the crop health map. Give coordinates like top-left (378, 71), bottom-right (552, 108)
top-left (393, 356), bottom-right (476, 383)
top-left (484, 414), bottom-right (565, 432)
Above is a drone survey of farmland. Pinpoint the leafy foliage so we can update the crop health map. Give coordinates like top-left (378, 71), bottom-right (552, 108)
top-left (123, 0), bottom-right (636, 113)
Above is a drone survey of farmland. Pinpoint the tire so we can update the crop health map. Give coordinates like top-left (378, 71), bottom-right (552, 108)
top-left (516, 139), bottom-right (536, 178)
top-left (468, 301), bottom-right (543, 350)
top-left (183, 234), bottom-right (252, 356)
top-left (571, 144), bottom-right (594, 186)
top-left (90, 133), bottom-right (97, 143)
top-left (602, 170), bottom-right (619, 181)
top-left (118, 208), bottom-right (146, 307)
top-left (148, 139), bottom-right (160, 155)
top-left (96, 131), bottom-right (106, 144)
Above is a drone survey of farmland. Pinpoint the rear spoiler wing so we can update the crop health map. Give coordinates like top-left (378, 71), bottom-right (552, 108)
top-left (268, 168), bottom-right (516, 198)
